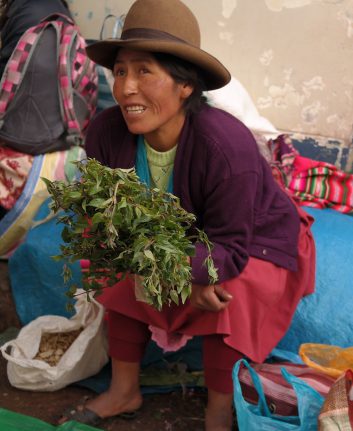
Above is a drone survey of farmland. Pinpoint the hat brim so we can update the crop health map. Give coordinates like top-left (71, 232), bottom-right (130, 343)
top-left (86, 39), bottom-right (231, 91)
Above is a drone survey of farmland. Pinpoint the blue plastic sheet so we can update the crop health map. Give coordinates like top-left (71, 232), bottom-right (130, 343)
top-left (278, 207), bottom-right (353, 353)
top-left (9, 198), bottom-right (81, 325)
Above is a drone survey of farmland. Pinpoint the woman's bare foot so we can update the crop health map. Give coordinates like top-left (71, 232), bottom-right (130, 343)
top-left (85, 387), bottom-right (143, 419)
top-left (58, 358), bottom-right (143, 425)
top-left (205, 389), bottom-right (234, 431)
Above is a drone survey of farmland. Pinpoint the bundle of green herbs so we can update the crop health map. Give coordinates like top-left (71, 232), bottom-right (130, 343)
top-left (43, 158), bottom-right (218, 311)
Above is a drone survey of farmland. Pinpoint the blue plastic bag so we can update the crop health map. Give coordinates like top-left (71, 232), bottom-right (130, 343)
top-left (233, 359), bottom-right (324, 431)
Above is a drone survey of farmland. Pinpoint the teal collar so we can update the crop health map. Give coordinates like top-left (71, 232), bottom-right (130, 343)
top-left (135, 135), bottom-right (174, 193)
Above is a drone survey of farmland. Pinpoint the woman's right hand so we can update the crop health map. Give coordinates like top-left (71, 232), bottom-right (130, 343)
top-left (190, 283), bottom-right (233, 312)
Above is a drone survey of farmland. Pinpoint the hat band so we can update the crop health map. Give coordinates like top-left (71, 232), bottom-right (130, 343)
top-left (121, 28), bottom-right (191, 45)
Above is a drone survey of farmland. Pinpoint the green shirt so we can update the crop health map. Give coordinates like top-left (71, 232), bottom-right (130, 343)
top-left (145, 140), bottom-right (177, 192)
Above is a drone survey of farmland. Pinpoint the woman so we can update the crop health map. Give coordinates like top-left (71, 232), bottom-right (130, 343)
top-left (59, 0), bottom-right (315, 430)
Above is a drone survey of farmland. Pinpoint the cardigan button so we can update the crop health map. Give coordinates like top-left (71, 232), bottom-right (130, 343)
top-left (262, 249), bottom-right (268, 256)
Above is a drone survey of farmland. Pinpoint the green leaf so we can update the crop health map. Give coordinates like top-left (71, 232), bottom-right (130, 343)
top-left (170, 289), bottom-right (179, 305)
top-left (144, 250), bottom-right (155, 261)
top-left (87, 198), bottom-right (108, 208)
top-left (92, 212), bottom-right (105, 224)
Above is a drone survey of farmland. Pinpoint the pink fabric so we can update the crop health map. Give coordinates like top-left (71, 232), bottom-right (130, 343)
top-left (96, 205), bottom-right (315, 363)
top-left (148, 325), bottom-right (192, 352)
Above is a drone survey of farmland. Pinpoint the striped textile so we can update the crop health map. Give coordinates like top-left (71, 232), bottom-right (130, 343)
top-left (238, 361), bottom-right (335, 417)
top-left (288, 155), bottom-right (353, 214)
top-left (266, 134), bottom-right (353, 214)
top-left (318, 369), bottom-right (353, 430)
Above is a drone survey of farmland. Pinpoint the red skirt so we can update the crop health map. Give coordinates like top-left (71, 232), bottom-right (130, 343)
top-left (96, 207), bottom-right (315, 363)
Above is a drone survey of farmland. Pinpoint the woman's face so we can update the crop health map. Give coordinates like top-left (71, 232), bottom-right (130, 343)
top-left (113, 48), bottom-right (193, 150)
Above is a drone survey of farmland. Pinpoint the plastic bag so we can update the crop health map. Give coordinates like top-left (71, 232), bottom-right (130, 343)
top-left (238, 361), bottom-right (334, 417)
top-left (300, 343), bottom-right (353, 378)
top-left (0, 291), bottom-right (108, 391)
top-left (233, 359), bottom-right (324, 431)
top-left (0, 407), bottom-right (103, 430)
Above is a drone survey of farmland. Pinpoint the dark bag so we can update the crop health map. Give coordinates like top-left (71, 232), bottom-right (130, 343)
top-left (0, 13), bottom-right (98, 155)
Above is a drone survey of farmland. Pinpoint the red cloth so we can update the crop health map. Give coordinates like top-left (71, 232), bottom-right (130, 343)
top-left (108, 312), bottom-right (243, 393)
top-left (97, 206), bottom-right (315, 363)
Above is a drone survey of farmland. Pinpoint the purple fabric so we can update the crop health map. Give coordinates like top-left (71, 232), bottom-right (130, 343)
top-left (85, 104), bottom-right (300, 285)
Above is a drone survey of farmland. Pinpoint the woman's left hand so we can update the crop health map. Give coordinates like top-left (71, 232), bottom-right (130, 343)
top-left (190, 283), bottom-right (233, 312)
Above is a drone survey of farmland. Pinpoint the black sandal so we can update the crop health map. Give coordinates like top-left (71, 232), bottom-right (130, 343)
top-left (58, 404), bottom-right (139, 427)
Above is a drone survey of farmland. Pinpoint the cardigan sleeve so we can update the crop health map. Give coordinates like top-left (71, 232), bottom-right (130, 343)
top-left (191, 170), bottom-right (259, 285)
top-left (186, 107), bottom-right (267, 285)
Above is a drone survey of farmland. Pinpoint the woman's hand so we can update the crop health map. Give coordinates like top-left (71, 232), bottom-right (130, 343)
top-left (190, 283), bottom-right (233, 312)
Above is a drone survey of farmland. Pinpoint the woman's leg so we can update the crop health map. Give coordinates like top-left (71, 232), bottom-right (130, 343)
top-left (85, 357), bottom-right (143, 417)
top-left (203, 334), bottom-right (244, 431)
top-left (84, 311), bottom-right (151, 418)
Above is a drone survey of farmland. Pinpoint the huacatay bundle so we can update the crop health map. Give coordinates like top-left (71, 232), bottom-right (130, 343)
top-left (43, 159), bottom-right (218, 311)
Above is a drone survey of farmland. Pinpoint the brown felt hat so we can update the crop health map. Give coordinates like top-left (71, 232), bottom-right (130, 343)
top-left (86, 0), bottom-right (231, 90)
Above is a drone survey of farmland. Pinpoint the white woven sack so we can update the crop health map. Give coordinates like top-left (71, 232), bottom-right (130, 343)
top-left (0, 290), bottom-right (108, 391)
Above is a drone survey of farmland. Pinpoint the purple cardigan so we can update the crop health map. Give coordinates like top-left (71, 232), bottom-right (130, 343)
top-left (85, 104), bottom-right (300, 285)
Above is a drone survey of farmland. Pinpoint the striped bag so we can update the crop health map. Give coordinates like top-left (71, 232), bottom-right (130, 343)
top-left (318, 369), bottom-right (353, 430)
top-left (0, 13), bottom-right (97, 155)
top-left (238, 361), bottom-right (336, 417)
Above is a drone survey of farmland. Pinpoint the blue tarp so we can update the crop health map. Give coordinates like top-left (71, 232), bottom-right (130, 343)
top-left (278, 206), bottom-right (353, 352)
top-left (9, 198), bottom-right (79, 324)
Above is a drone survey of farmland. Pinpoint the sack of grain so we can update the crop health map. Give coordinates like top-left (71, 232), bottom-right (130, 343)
top-left (0, 290), bottom-right (108, 391)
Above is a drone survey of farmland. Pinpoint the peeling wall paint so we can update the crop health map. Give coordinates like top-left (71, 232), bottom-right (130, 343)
top-left (259, 50), bottom-right (274, 66)
top-left (222, 0), bottom-right (237, 18)
top-left (257, 74), bottom-right (325, 111)
top-left (337, 9), bottom-right (353, 37)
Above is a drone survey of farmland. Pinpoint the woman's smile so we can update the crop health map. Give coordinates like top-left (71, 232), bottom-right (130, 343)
top-left (124, 104), bottom-right (147, 115)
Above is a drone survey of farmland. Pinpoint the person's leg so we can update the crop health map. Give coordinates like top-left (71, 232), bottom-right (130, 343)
top-left (203, 334), bottom-right (244, 431)
top-left (59, 311), bottom-right (151, 423)
top-left (86, 310), bottom-right (151, 417)
top-left (85, 357), bottom-right (143, 418)
top-left (206, 389), bottom-right (234, 431)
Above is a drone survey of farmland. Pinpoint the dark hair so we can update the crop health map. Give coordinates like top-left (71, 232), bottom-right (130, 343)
top-left (153, 52), bottom-right (207, 114)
